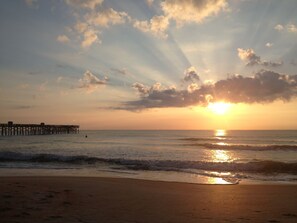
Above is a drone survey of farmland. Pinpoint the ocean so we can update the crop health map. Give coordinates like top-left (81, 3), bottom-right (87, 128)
top-left (0, 130), bottom-right (296, 185)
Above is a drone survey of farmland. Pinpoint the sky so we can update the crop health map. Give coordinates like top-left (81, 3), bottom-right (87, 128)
top-left (1, 0), bottom-right (297, 130)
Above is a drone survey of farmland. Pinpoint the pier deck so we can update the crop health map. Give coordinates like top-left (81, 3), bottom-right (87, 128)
top-left (0, 122), bottom-right (79, 136)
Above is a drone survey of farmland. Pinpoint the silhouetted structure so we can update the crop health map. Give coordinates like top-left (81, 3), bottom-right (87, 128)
top-left (0, 121), bottom-right (79, 136)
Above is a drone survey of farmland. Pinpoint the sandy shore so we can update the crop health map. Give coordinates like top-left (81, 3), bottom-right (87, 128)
top-left (0, 177), bottom-right (297, 223)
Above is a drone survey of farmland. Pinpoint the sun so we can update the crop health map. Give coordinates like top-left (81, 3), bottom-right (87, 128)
top-left (208, 102), bottom-right (231, 115)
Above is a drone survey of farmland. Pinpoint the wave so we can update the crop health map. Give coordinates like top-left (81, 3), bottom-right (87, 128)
top-left (0, 151), bottom-right (297, 174)
top-left (179, 137), bottom-right (297, 144)
top-left (179, 137), bottom-right (220, 142)
top-left (185, 143), bottom-right (297, 151)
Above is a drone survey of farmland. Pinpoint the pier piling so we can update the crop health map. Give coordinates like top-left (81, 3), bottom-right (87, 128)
top-left (0, 121), bottom-right (79, 136)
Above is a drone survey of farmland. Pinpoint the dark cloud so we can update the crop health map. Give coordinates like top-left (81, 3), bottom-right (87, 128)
top-left (132, 83), bottom-right (150, 95)
top-left (56, 63), bottom-right (70, 69)
top-left (183, 66), bottom-right (200, 82)
top-left (27, 71), bottom-right (42, 76)
top-left (261, 61), bottom-right (283, 67)
top-left (237, 48), bottom-right (283, 67)
top-left (12, 105), bottom-right (34, 110)
top-left (120, 70), bottom-right (297, 111)
top-left (111, 68), bottom-right (128, 75)
top-left (210, 70), bottom-right (296, 103)
top-left (238, 48), bottom-right (261, 66)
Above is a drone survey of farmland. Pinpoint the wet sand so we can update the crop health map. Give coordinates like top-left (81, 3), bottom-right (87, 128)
top-left (0, 176), bottom-right (297, 223)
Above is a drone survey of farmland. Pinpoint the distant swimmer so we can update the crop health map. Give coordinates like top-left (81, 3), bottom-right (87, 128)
top-left (85, 135), bottom-right (88, 138)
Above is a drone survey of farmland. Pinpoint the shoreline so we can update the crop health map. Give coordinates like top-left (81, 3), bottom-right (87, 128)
top-left (1, 168), bottom-right (297, 185)
top-left (1, 176), bottom-right (297, 222)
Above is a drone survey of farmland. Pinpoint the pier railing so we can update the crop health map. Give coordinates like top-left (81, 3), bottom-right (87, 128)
top-left (0, 122), bottom-right (79, 136)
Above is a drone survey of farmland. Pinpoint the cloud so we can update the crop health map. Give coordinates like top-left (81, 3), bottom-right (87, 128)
top-left (275, 23), bottom-right (297, 33)
top-left (57, 76), bottom-right (63, 83)
top-left (265, 42), bottom-right (273, 48)
top-left (111, 68), bottom-right (128, 75)
top-left (183, 66), bottom-right (200, 82)
top-left (237, 48), bottom-right (261, 66)
top-left (68, 1), bottom-right (129, 47)
top-left (79, 70), bottom-right (107, 92)
top-left (120, 70), bottom-right (297, 111)
top-left (86, 8), bottom-right (129, 27)
top-left (161, 0), bottom-right (227, 26)
top-left (65, 0), bottom-right (227, 45)
top-left (287, 24), bottom-right (297, 33)
top-left (74, 22), bottom-right (89, 33)
top-left (209, 70), bottom-right (297, 103)
top-left (237, 48), bottom-right (283, 67)
top-left (261, 61), bottom-right (283, 67)
top-left (134, 0), bottom-right (227, 38)
top-left (25, 0), bottom-right (38, 8)
top-left (13, 105), bottom-right (34, 110)
top-left (133, 15), bottom-right (169, 39)
top-left (146, 0), bottom-right (154, 7)
top-left (187, 83), bottom-right (199, 93)
top-left (64, 0), bottom-right (103, 10)
top-left (274, 24), bottom-right (284, 31)
top-left (57, 35), bottom-right (70, 43)
top-left (132, 83), bottom-right (150, 95)
top-left (81, 28), bottom-right (99, 48)
top-left (27, 71), bottom-right (41, 75)
top-left (73, 22), bottom-right (100, 48)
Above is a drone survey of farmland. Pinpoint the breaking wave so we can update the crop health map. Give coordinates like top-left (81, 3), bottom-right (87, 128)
top-left (0, 151), bottom-right (297, 174)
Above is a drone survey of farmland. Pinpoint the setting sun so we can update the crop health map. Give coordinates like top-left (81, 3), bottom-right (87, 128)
top-left (208, 102), bottom-right (231, 115)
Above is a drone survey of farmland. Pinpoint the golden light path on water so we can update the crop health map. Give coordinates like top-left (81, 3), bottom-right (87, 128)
top-left (215, 129), bottom-right (226, 137)
top-left (213, 129), bottom-right (233, 162)
top-left (207, 177), bottom-right (231, 185)
top-left (205, 129), bottom-right (237, 184)
top-left (212, 150), bottom-right (231, 162)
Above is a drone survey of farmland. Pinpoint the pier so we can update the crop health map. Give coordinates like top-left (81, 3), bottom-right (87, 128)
top-left (0, 121), bottom-right (79, 136)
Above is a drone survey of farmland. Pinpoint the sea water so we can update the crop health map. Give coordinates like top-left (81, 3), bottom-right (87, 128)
top-left (0, 130), bottom-right (296, 184)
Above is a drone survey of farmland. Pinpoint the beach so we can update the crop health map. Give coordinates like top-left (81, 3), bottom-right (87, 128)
top-left (1, 177), bottom-right (297, 223)
top-left (2, 0), bottom-right (297, 222)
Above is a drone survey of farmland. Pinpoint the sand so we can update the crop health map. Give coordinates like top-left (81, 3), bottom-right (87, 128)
top-left (0, 177), bottom-right (297, 223)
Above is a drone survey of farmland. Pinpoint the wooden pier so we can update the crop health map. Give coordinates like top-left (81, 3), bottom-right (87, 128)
top-left (0, 121), bottom-right (79, 136)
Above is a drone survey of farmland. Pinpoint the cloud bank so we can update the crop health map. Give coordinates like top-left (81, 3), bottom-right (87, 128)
top-left (121, 70), bottom-right (297, 111)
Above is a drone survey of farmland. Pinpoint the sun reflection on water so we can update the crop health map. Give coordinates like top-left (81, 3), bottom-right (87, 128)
top-left (215, 129), bottom-right (226, 137)
top-left (212, 150), bottom-right (232, 162)
top-left (216, 142), bottom-right (228, 146)
top-left (207, 177), bottom-right (230, 185)
top-left (203, 129), bottom-right (238, 184)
